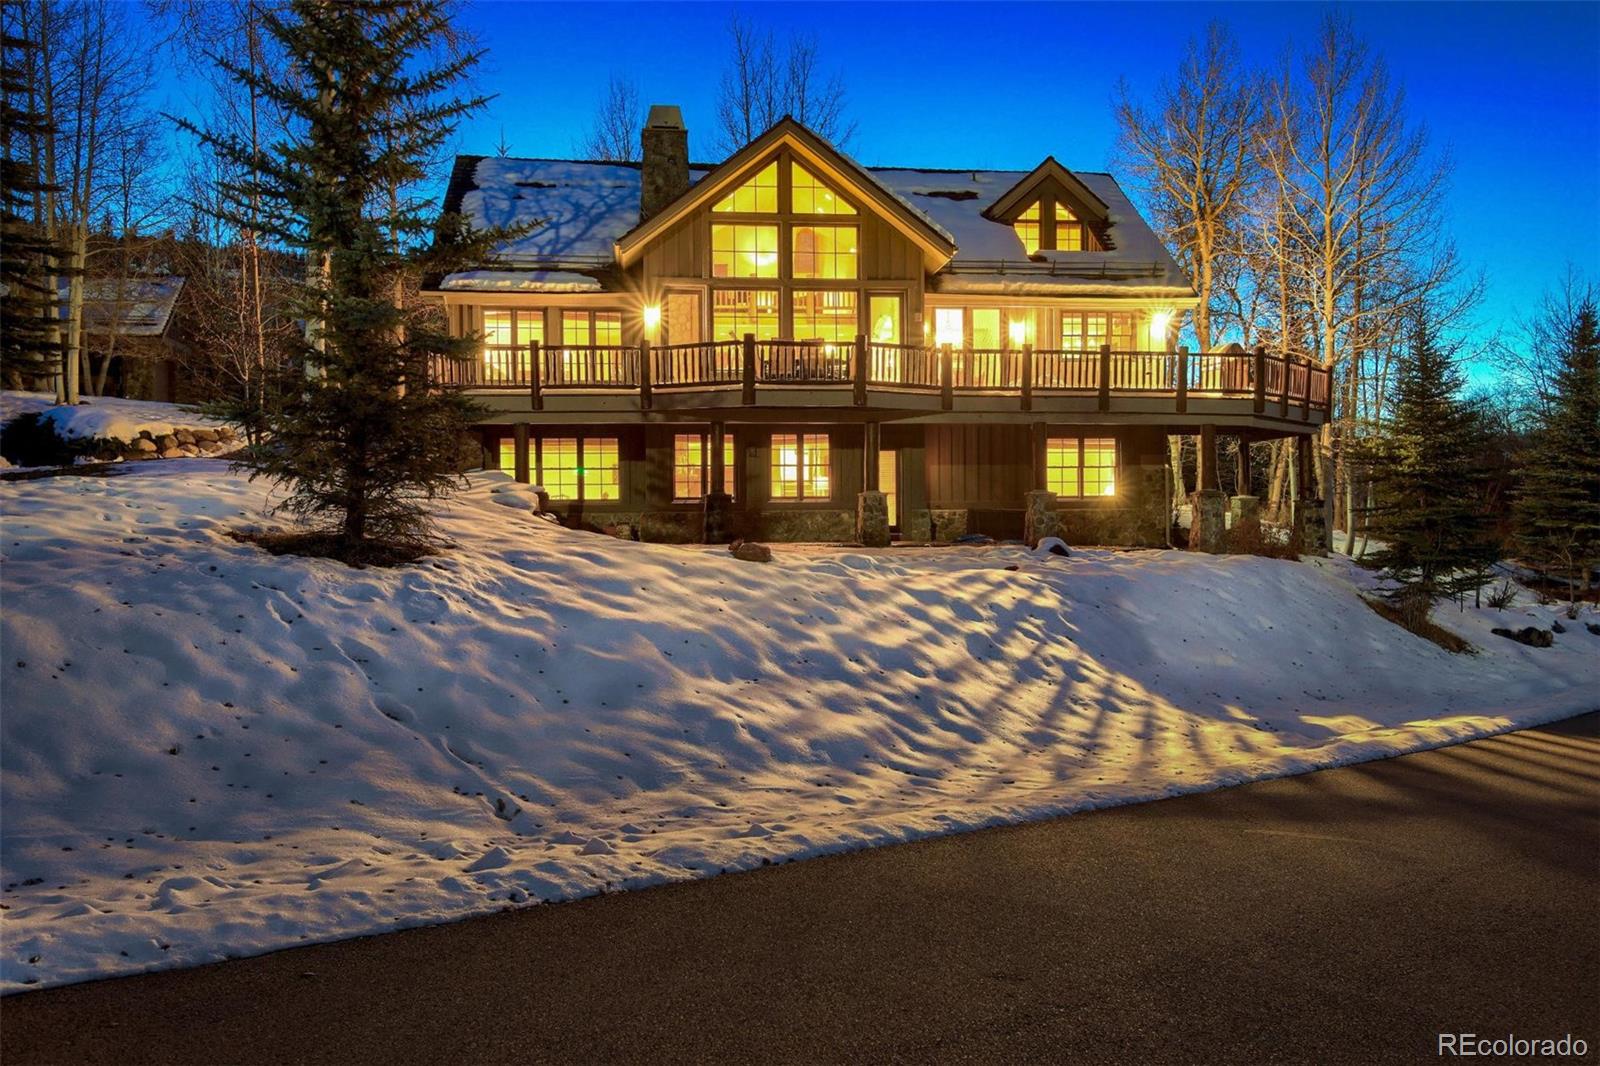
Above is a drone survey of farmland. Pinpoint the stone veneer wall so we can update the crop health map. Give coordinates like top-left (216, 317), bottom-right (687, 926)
top-left (1055, 463), bottom-right (1169, 547)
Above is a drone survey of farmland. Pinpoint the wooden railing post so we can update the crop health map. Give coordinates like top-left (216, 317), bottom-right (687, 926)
top-left (1020, 343), bottom-right (1033, 412)
top-left (741, 333), bottom-right (756, 406)
top-left (529, 341), bottom-right (543, 411)
top-left (638, 340), bottom-right (652, 410)
top-left (1252, 345), bottom-right (1266, 414)
top-left (1097, 344), bottom-right (1111, 412)
top-left (1176, 347), bottom-right (1189, 415)
top-left (853, 333), bottom-right (868, 406)
top-left (1279, 356), bottom-right (1290, 418)
top-left (940, 343), bottom-right (954, 411)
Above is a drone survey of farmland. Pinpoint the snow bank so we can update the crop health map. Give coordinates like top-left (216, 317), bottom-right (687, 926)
top-left (1, 391), bottom-right (224, 444)
top-left (2, 463), bottom-right (1595, 991)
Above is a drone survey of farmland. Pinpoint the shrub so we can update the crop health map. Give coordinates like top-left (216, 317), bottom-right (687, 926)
top-left (0, 412), bottom-right (87, 467)
top-left (1485, 580), bottom-right (1520, 610)
top-left (1223, 520), bottom-right (1304, 560)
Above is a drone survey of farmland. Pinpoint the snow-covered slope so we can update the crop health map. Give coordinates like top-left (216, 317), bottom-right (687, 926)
top-left (2, 463), bottom-right (1594, 991)
top-left (1, 391), bottom-right (223, 444)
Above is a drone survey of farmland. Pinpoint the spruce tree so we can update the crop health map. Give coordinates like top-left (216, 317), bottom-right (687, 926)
top-left (191, 0), bottom-right (489, 559)
top-left (0, 29), bottom-right (67, 387)
top-left (1514, 299), bottom-right (1600, 600)
top-left (1361, 312), bottom-right (1499, 629)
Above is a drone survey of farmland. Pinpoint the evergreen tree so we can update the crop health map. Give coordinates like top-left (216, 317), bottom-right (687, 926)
top-left (1514, 299), bottom-right (1600, 600)
top-left (1361, 312), bottom-right (1499, 629)
top-left (190, 0), bottom-right (490, 559)
top-left (0, 28), bottom-right (67, 387)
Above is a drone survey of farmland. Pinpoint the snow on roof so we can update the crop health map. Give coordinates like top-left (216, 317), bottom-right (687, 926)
top-left (444, 155), bottom-right (1193, 298)
top-left (62, 276), bottom-right (186, 336)
top-left (438, 270), bottom-right (603, 293)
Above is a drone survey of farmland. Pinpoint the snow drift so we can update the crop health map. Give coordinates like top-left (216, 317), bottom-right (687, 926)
top-left (2, 462), bottom-right (1594, 991)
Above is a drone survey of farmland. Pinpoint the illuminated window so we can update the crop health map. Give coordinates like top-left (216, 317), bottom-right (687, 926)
top-left (1055, 203), bottom-right (1085, 251)
top-left (933, 307), bottom-right (964, 348)
top-left (1006, 308), bottom-right (1039, 348)
top-left (498, 437), bottom-right (517, 473)
top-left (869, 295), bottom-right (901, 343)
top-left (671, 434), bottom-right (737, 501)
top-left (970, 308), bottom-right (1001, 350)
top-left (791, 161), bottom-right (854, 215)
top-left (1047, 436), bottom-right (1117, 498)
top-left (770, 432), bottom-right (830, 501)
top-left (1014, 202), bottom-right (1041, 255)
top-left (1109, 313), bottom-right (1136, 351)
top-left (538, 437), bottom-right (579, 500)
top-left (711, 223), bottom-right (779, 279)
top-left (1061, 312), bottom-right (1137, 351)
top-left (583, 437), bottom-right (620, 501)
top-left (562, 311), bottom-right (590, 346)
top-left (593, 311), bottom-right (621, 346)
top-left (481, 310), bottom-right (541, 381)
top-left (792, 225), bottom-right (857, 280)
top-left (712, 289), bottom-right (780, 340)
top-left (712, 161), bottom-right (778, 214)
top-left (792, 290), bottom-right (858, 342)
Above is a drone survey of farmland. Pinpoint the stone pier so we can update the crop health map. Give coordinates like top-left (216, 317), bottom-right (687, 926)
top-left (856, 490), bottom-right (890, 547)
top-left (703, 491), bottom-right (733, 544)
top-left (1188, 489), bottom-right (1227, 553)
top-left (1228, 495), bottom-right (1261, 533)
top-left (1023, 489), bottom-right (1060, 547)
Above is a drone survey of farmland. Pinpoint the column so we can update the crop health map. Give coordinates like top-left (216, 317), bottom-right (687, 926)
top-left (1229, 435), bottom-right (1260, 534)
top-left (704, 421), bottom-right (732, 544)
top-left (1188, 423), bottom-right (1226, 552)
top-left (857, 422), bottom-right (889, 547)
top-left (513, 423), bottom-right (530, 485)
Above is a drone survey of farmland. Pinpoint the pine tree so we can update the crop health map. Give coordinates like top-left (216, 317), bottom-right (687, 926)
top-left (1361, 312), bottom-right (1499, 629)
top-left (190, 0), bottom-right (491, 560)
top-left (0, 28), bottom-right (67, 387)
top-left (1514, 299), bottom-right (1600, 601)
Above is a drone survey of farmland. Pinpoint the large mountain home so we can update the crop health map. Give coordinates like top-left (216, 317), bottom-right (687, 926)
top-left (427, 107), bottom-right (1331, 548)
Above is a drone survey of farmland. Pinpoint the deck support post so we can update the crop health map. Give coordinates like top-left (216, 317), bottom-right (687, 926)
top-left (513, 423), bottom-right (530, 485)
top-left (529, 341), bottom-right (543, 411)
top-left (741, 333), bottom-right (756, 405)
top-left (1252, 346), bottom-right (1266, 414)
top-left (862, 421), bottom-right (881, 492)
top-left (1097, 344), bottom-right (1111, 412)
top-left (1197, 423), bottom-right (1220, 492)
top-left (853, 333), bottom-right (868, 406)
top-left (1175, 347), bottom-right (1188, 414)
top-left (1291, 433), bottom-right (1329, 556)
top-left (1029, 421), bottom-right (1048, 491)
top-left (1024, 489), bottom-right (1059, 548)
top-left (1235, 435), bottom-right (1253, 495)
top-left (638, 340), bottom-right (652, 411)
top-left (1020, 343), bottom-right (1033, 412)
top-left (940, 343), bottom-right (954, 411)
top-left (705, 421), bottom-right (732, 544)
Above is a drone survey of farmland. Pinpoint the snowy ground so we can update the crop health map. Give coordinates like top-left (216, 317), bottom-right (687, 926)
top-left (2, 463), bottom-right (1595, 992)
top-left (1, 391), bottom-right (223, 444)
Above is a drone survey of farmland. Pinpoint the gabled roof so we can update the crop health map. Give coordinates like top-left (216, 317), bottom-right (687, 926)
top-left (614, 117), bottom-right (958, 271)
top-left (61, 276), bottom-right (186, 337)
top-left (980, 156), bottom-right (1110, 224)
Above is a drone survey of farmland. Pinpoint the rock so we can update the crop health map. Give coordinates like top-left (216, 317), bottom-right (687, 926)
top-left (1552, 620), bottom-right (1566, 634)
top-left (198, 440), bottom-right (223, 453)
top-left (1490, 626), bottom-right (1553, 648)
top-left (954, 533), bottom-right (994, 546)
top-left (130, 438), bottom-right (158, 453)
top-left (174, 429), bottom-right (196, 445)
top-left (1034, 536), bottom-right (1070, 557)
top-left (138, 430), bottom-right (155, 441)
top-left (1587, 623), bottom-right (1600, 637)
top-left (178, 444), bottom-right (200, 456)
top-left (217, 426), bottom-right (236, 440)
top-left (192, 428), bottom-right (219, 443)
top-left (730, 540), bottom-right (772, 563)
top-left (159, 447), bottom-right (185, 459)
top-left (156, 434), bottom-right (178, 451)
top-left (605, 523), bottom-right (634, 541)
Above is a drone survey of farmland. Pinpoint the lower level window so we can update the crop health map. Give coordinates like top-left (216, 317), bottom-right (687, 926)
top-left (498, 438), bottom-right (517, 473)
top-left (770, 432), bottom-right (830, 501)
top-left (1047, 436), bottom-right (1117, 497)
top-left (537, 436), bottom-right (619, 501)
top-left (673, 433), bottom-right (737, 502)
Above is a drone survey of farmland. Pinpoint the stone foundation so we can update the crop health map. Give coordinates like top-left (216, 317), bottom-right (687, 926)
top-left (1023, 490), bottom-right (1059, 546)
top-left (1293, 497), bottom-right (1330, 556)
top-left (900, 509), bottom-right (933, 542)
top-left (702, 492), bottom-right (733, 544)
top-left (1188, 490), bottom-right (1228, 553)
top-left (1228, 495), bottom-right (1261, 532)
top-left (856, 491), bottom-right (889, 547)
top-left (928, 509), bottom-right (969, 543)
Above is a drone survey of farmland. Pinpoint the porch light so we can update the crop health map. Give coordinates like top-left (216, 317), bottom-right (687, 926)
top-left (1008, 320), bottom-right (1028, 346)
top-left (1150, 310), bottom-right (1174, 345)
top-left (642, 303), bottom-right (662, 334)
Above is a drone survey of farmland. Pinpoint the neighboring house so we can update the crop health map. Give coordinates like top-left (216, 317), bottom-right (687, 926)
top-left (75, 276), bottom-right (189, 402)
top-left (427, 107), bottom-right (1331, 547)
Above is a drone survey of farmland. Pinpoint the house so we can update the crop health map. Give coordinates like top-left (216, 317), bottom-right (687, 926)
top-left (72, 275), bottom-right (189, 402)
top-left (426, 107), bottom-right (1331, 548)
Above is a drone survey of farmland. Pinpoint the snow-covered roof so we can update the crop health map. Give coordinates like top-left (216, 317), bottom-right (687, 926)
top-left (439, 152), bottom-right (1193, 299)
top-left (438, 270), bottom-right (603, 294)
top-left (63, 276), bottom-right (186, 336)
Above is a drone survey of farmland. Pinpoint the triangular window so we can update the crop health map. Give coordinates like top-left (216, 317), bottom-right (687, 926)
top-left (791, 161), bottom-right (855, 215)
top-left (713, 161), bottom-right (778, 214)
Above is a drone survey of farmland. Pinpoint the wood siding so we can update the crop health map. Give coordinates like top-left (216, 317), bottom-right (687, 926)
top-left (924, 424), bottom-right (1033, 508)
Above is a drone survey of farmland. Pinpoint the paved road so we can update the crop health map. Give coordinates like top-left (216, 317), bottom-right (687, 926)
top-left (6, 714), bottom-right (1597, 1065)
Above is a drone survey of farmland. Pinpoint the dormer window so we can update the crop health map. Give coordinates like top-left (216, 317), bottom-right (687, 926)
top-left (1055, 203), bottom-right (1085, 251)
top-left (712, 160), bottom-right (778, 213)
top-left (791, 161), bottom-right (855, 215)
top-left (1014, 203), bottom-right (1041, 255)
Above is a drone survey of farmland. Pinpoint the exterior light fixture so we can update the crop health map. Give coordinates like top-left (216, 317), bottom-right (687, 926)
top-left (1008, 320), bottom-right (1029, 346)
top-left (642, 304), bottom-right (662, 332)
top-left (1150, 310), bottom-right (1174, 345)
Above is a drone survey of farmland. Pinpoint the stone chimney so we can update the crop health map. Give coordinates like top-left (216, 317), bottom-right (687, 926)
top-left (640, 104), bottom-right (689, 223)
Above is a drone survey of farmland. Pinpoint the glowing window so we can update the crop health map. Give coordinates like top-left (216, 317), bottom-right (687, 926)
top-left (1006, 308), bottom-right (1040, 348)
top-left (792, 290), bottom-right (858, 342)
top-left (673, 434), bottom-right (704, 501)
top-left (481, 310), bottom-right (541, 381)
top-left (723, 436), bottom-right (736, 500)
top-left (1047, 436), bottom-right (1117, 498)
top-left (869, 295), bottom-right (901, 343)
top-left (583, 437), bottom-right (620, 501)
top-left (712, 161), bottom-right (778, 214)
top-left (933, 307), bottom-right (964, 348)
top-left (712, 289), bottom-right (780, 340)
top-left (792, 225), bottom-right (857, 280)
top-left (1061, 312), bottom-right (1114, 352)
top-left (1055, 203), bottom-right (1085, 251)
top-left (538, 437), bottom-right (579, 500)
top-left (498, 438), bottom-right (517, 473)
top-left (711, 224), bottom-right (779, 279)
top-left (971, 308), bottom-right (1001, 350)
top-left (770, 432), bottom-right (830, 501)
top-left (791, 161), bottom-right (854, 215)
top-left (593, 311), bottom-right (621, 347)
top-left (1109, 313), bottom-right (1136, 351)
top-left (1014, 202), bottom-right (1041, 255)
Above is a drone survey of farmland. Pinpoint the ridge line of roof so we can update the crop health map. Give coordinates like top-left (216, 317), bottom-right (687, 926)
top-left (449, 153), bottom-right (1116, 180)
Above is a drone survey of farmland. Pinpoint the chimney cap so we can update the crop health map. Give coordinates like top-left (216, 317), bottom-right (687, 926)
top-left (645, 104), bottom-right (685, 130)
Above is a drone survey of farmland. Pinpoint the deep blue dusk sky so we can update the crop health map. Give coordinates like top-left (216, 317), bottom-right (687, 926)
top-left (159, 2), bottom-right (1600, 361)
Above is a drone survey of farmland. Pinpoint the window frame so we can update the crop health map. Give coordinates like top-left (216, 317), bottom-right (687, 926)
top-left (768, 431), bottom-right (832, 503)
top-left (535, 435), bottom-right (621, 503)
top-left (671, 432), bottom-right (737, 503)
top-left (1046, 435), bottom-right (1119, 500)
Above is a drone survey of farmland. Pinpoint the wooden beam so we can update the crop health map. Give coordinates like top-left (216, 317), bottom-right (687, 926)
top-left (1097, 343), bottom-right (1111, 412)
top-left (513, 423), bottom-right (530, 485)
top-left (741, 333), bottom-right (756, 406)
top-left (709, 421), bottom-right (726, 495)
top-left (853, 333), bottom-right (868, 406)
top-left (1198, 423), bottom-right (1219, 492)
top-left (863, 422), bottom-right (880, 491)
top-left (1030, 421), bottom-right (1048, 491)
top-left (1236, 436), bottom-right (1252, 495)
top-left (1175, 347), bottom-right (1189, 414)
top-left (1020, 343), bottom-right (1033, 412)
top-left (638, 340), bottom-right (653, 411)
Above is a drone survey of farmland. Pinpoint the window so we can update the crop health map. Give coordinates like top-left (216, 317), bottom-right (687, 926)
top-left (1014, 202), bottom-right (1041, 255)
top-left (673, 433), bottom-right (737, 501)
top-left (970, 308), bottom-right (1001, 350)
top-left (711, 223), bottom-right (779, 278)
top-left (791, 161), bottom-right (854, 215)
top-left (869, 295), bottom-right (902, 343)
top-left (792, 225), bottom-right (858, 280)
top-left (933, 307), bottom-right (964, 348)
top-left (1006, 308), bottom-right (1040, 348)
top-left (770, 432), bottom-right (830, 501)
top-left (1055, 203), bottom-right (1085, 251)
top-left (879, 450), bottom-right (898, 527)
top-left (1047, 436), bottom-right (1117, 498)
top-left (792, 290), bottom-right (857, 342)
top-left (536, 436), bottom-right (619, 501)
top-left (712, 161), bottom-right (778, 214)
top-left (481, 310), bottom-right (542, 381)
top-left (498, 437), bottom-right (517, 473)
top-left (712, 289), bottom-right (779, 340)
top-left (1060, 312), bottom-right (1138, 352)
top-left (561, 310), bottom-right (622, 346)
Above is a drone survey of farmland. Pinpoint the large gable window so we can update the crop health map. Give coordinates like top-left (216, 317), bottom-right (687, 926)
top-left (792, 290), bottom-right (858, 342)
top-left (791, 161), bottom-right (855, 215)
top-left (792, 225), bottom-right (858, 280)
top-left (1055, 203), bottom-right (1086, 251)
top-left (712, 223), bottom-right (779, 279)
top-left (712, 161), bottom-right (778, 214)
top-left (480, 309), bottom-right (541, 382)
top-left (1014, 202), bottom-right (1041, 255)
top-left (712, 288), bottom-right (779, 340)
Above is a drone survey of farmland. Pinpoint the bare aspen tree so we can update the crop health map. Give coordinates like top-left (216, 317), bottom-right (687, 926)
top-left (580, 74), bottom-right (641, 162)
top-left (715, 13), bottom-right (854, 155)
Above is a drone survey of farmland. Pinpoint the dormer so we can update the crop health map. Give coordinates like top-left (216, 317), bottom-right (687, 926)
top-left (982, 157), bottom-right (1113, 255)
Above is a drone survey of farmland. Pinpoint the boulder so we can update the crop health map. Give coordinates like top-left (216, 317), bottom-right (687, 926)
top-left (1490, 626), bottom-right (1554, 648)
top-left (156, 434), bottom-right (179, 451)
top-left (1034, 536), bottom-right (1070, 557)
top-left (729, 539), bottom-right (772, 563)
top-left (159, 446), bottom-right (185, 459)
top-left (198, 440), bottom-right (223, 453)
top-left (192, 428), bottom-right (219, 443)
top-left (130, 438), bottom-right (158, 454)
top-left (1552, 620), bottom-right (1567, 634)
top-left (138, 430), bottom-right (155, 441)
top-left (1587, 623), bottom-right (1600, 637)
top-left (174, 429), bottom-right (196, 445)
top-left (179, 444), bottom-right (200, 456)
top-left (217, 427), bottom-right (236, 441)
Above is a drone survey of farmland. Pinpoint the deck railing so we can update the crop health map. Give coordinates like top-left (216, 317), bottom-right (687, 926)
top-left (429, 339), bottom-right (1334, 417)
